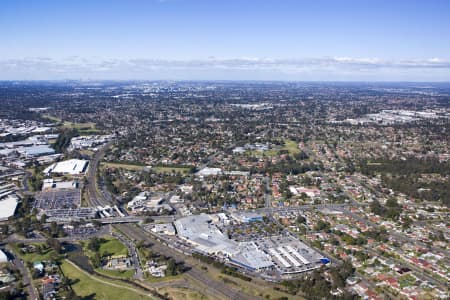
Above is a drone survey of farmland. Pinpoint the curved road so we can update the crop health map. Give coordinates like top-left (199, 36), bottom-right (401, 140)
top-left (86, 141), bottom-right (114, 207)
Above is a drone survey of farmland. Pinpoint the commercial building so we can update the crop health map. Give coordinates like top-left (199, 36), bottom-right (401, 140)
top-left (0, 194), bottom-right (19, 221)
top-left (196, 167), bottom-right (222, 177)
top-left (229, 242), bottom-right (274, 271)
top-left (41, 179), bottom-right (78, 191)
top-left (151, 223), bottom-right (176, 235)
top-left (16, 145), bottom-right (55, 158)
top-left (0, 249), bottom-right (8, 263)
top-left (174, 214), bottom-right (238, 256)
top-left (230, 211), bottom-right (264, 223)
top-left (127, 191), bottom-right (173, 214)
top-left (43, 159), bottom-right (89, 176)
top-left (173, 213), bottom-right (325, 278)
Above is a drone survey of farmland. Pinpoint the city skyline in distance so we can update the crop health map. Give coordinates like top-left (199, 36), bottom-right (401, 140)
top-left (1, 0), bottom-right (450, 81)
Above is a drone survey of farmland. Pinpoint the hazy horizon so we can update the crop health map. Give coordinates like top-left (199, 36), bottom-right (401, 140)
top-left (2, 0), bottom-right (450, 81)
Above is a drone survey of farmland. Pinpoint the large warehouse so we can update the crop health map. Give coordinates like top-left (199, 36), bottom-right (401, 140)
top-left (43, 159), bottom-right (89, 176)
top-left (0, 249), bottom-right (8, 263)
top-left (0, 194), bottom-right (19, 221)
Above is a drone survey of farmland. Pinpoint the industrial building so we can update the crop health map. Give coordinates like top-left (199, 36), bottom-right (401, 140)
top-left (127, 191), bottom-right (173, 214)
top-left (43, 159), bottom-right (89, 176)
top-left (0, 249), bottom-right (8, 263)
top-left (16, 145), bottom-right (55, 158)
top-left (196, 167), bottom-right (222, 177)
top-left (42, 179), bottom-right (78, 191)
top-left (0, 194), bottom-right (19, 222)
top-left (151, 223), bottom-right (176, 235)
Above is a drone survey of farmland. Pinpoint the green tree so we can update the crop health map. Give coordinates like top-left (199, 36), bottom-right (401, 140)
top-left (165, 258), bottom-right (177, 276)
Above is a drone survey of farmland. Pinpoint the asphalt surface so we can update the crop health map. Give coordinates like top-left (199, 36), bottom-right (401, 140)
top-left (86, 141), bottom-right (115, 207)
top-left (21, 171), bottom-right (31, 192)
top-left (6, 245), bottom-right (39, 300)
top-left (112, 231), bottom-right (144, 280)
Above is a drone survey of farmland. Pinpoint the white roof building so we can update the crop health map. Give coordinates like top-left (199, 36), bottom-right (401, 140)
top-left (0, 250), bottom-right (8, 263)
top-left (174, 214), bottom-right (237, 256)
top-left (16, 145), bottom-right (55, 158)
top-left (42, 179), bottom-right (78, 191)
top-left (44, 159), bottom-right (89, 175)
top-left (196, 167), bottom-right (222, 177)
top-left (151, 223), bottom-right (176, 235)
top-left (0, 195), bottom-right (19, 221)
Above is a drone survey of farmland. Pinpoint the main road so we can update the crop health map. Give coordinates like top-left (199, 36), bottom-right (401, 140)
top-left (85, 141), bottom-right (259, 299)
top-left (86, 141), bottom-right (115, 207)
top-left (6, 245), bottom-right (39, 300)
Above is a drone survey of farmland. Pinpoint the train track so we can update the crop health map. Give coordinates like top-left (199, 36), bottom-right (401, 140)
top-left (115, 224), bottom-right (259, 300)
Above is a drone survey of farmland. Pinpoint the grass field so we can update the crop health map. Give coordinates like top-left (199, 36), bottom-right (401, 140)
top-left (145, 274), bottom-right (183, 284)
top-left (186, 259), bottom-right (304, 300)
top-left (156, 287), bottom-right (207, 300)
top-left (283, 139), bottom-right (300, 155)
top-left (217, 273), bottom-right (305, 299)
top-left (13, 243), bottom-right (59, 263)
top-left (42, 114), bottom-right (101, 133)
top-left (246, 139), bottom-right (300, 157)
top-left (102, 163), bottom-right (191, 174)
top-left (154, 166), bottom-right (191, 174)
top-left (61, 261), bottom-right (152, 300)
top-left (95, 268), bottom-right (135, 279)
top-left (99, 238), bottom-right (129, 257)
top-left (103, 162), bottom-right (146, 171)
top-left (79, 149), bottom-right (95, 156)
top-left (42, 114), bottom-right (61, 122)
top-left (63, 121), bottom-right (101, 133)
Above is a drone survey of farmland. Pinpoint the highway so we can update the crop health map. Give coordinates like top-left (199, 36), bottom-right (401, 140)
top-left (21, 170), bottom-right (31, 192)
top-left (86, 141), bottom-right (115, 207)
top-left (83, 142), bottom-right (259, 299)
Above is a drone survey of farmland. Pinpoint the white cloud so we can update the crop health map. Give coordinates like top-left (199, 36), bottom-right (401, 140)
top-left (1, 56), bottom-right (449, 80)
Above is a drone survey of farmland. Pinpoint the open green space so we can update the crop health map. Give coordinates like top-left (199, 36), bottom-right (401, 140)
top-left (283, 139), bottom-right (301, 155)
top-left (63, 121), bottom-right (100, 134)
top-left (145, 274), bottom-right (183, 284)
top-left (61, 261), bottom-right (151, 299)
top-left (103, 163), bottom-right (191, 174)
top-left (95, 268), bottom-right (135, 279)
top-left (98, 237), bottom-right (129, 257)
top-left (246, 139), bottom-right (300, 157)
top-left (103, 162), bottom-right (146, 171)
top-left (42, 114), bottom-right (101, 133)
top-left (156, 287), bottom-right (207, 300)
top-left (154, 166), bottom-right (191, 174)
top-left (42, 114), bottom-right (61, 122)
top-left (13, 243), bottom-right (59, 263)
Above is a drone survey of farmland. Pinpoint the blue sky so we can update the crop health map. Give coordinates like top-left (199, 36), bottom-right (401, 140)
top-left (1, 0), bottom-right (450, 80)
